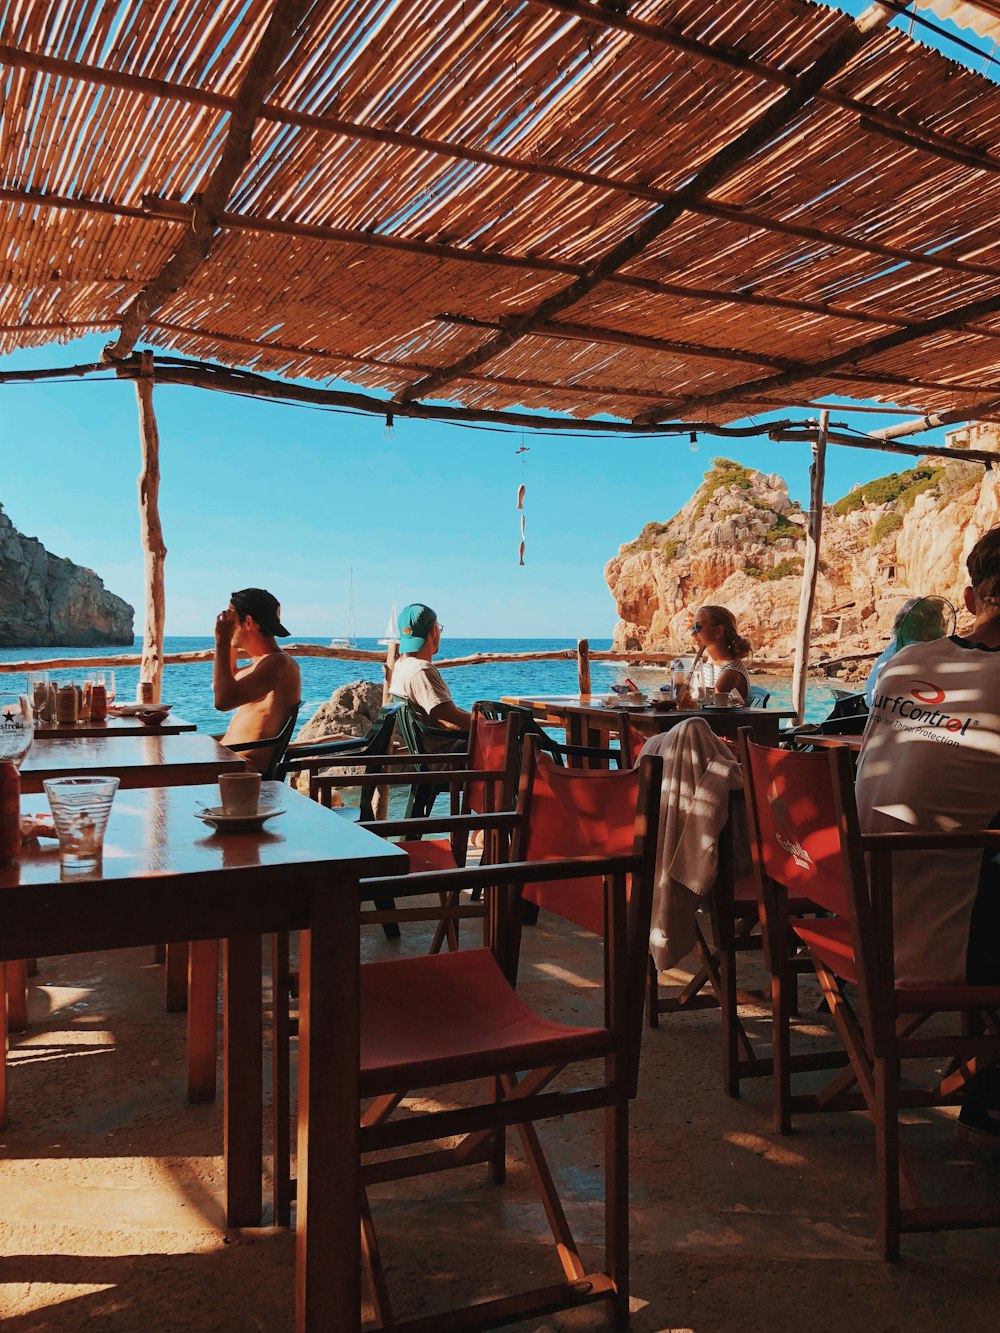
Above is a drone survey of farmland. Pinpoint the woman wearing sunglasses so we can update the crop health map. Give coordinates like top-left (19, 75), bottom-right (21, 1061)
top-left (689, 605), bottom-right (751, 703)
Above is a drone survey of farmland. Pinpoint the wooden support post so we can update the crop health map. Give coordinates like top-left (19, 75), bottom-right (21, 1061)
top-left (135, 352), bottom-right (167, 704)
top-left (577, 639), bottom-right (591, 695)
top-left (791, 410), bottom-right (828, 725)
top-left (382, 642), bottom-right (398, 705)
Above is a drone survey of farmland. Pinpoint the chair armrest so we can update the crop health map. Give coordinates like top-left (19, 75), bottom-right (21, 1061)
top-left (283, 750), bottom-right (468, 773)
top-left (223, 737), bottom-right (271, 753)
top-left (315, 766), bottom-right (505, 790)
top-left (359, 852), bottom-right (641, 899)
top-left (862, 830), bottom-right (1000, 853)
top-left (359, 811), bottom-right (519, 837)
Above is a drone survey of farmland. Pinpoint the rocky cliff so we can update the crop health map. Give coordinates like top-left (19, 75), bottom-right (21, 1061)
top-left (0, 504), bottom-right (134, 646)
top-left (605, 453), bottom-right (1000, 669)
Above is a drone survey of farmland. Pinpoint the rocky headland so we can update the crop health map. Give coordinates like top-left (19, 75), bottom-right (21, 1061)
top-left (605, 452), bottom-right (1000, 679)
top-left (0, 504), bottom-right (134, 646)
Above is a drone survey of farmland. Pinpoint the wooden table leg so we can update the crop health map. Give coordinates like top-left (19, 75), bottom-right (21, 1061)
top-left (6, 959), bottom-right (28, 1032)
top-left (188, 938), bottom-right (219, 1102)
top-left (224, 934), bottom-right (263, 1227)
top-left (165, 941), bottom-right (189, 1011)
top-left (1, 961), bottom-right (8, 1130)
top-left (296, 886), bottom-right (360, 1332)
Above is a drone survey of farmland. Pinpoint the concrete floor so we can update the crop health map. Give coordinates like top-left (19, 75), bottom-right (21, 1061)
top-left (2, 906), bottom-right (999, 1331)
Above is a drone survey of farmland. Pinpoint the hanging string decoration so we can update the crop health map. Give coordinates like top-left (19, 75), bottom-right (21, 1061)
top-left (515, 445), bottom-right (529, 565)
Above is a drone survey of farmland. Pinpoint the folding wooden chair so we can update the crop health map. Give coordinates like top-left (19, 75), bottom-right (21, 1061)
top-left (277, 739), bottom-right (662, 1326)
top-left (741, 733), bottom-right (1000, 1258)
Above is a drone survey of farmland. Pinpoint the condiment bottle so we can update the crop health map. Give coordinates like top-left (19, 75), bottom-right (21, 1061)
top-left (79, 681), bottom-right (93, 722)
top-left (0, 762), bottom-right (20, 864)
top-left (90, 683), bottom-right (108, 722)
top-left (57, 684), bottom-right (79, 725)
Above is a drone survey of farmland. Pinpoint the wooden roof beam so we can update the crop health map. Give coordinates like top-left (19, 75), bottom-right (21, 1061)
top-left (638, 284), bottom-right (1000, 423)
top-left (0, 184), bottom-right (926, 333)
top-left (102, 0), bottom-right (316, 363)
top-left (397, 5), bottom-right (893, 406)
top-left (437, 312), bottom-right (1000, 397)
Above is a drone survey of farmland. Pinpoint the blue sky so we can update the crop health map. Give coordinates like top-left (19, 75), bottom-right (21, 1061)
top-left (0, 335), bottom-right (957, 638)
top-left (1, 2), bottom-right (993, 640)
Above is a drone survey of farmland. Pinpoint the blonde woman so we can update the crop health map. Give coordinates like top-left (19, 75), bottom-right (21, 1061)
top-left (689, 605), bottom-right (752, 703)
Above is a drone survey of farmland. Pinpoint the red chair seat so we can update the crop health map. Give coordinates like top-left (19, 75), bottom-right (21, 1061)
top-left (791, 916), bottom-right (857, 984)
top-left (360, 947), bottom-right (611, 1098)
top-left (397, 838), bottom-right (458, 873)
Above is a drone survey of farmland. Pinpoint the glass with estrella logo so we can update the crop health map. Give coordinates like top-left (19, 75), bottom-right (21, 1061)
top-left (0, 693), bottom-right (34, 767)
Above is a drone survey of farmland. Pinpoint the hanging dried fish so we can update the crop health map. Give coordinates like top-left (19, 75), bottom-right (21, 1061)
top-left (516, 482), bottom-right (525, 509)
top-left (519, 540), bottom-right (525, 567)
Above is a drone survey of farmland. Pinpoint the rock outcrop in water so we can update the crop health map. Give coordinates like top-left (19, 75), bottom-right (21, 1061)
top-left (605, 449), bottom-right (1000, 672)
top-left (0, 504), bottom-right (134, 646)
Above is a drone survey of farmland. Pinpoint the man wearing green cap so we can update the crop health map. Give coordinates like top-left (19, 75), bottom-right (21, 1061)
top-left (389, 603), bottom-right (471, 740)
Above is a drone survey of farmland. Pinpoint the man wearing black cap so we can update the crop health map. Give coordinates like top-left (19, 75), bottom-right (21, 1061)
top-left (214, 588), bottom-right (301, 772)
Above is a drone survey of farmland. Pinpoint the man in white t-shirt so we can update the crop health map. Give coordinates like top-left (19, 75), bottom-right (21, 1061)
top-left (388, 603), bottom-right (471, 742)
top-left (855, 525), bottom-right (1000, 1142)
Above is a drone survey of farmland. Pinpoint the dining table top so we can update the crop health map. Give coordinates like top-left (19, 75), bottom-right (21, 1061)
top-left (19, 730), bottom-right (247, 792)
top-left (501, 693), bottom-right (796, 720)
top-left (4, 781), bottom-right (405, 936)
top-left (32, 713), bottom-right (198, 739)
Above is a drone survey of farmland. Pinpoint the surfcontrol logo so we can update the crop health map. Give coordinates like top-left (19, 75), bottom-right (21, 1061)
top-left (871, 680), bottom-right (974, 738)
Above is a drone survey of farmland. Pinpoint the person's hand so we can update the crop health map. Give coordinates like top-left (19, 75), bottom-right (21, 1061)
top-left (215, 607), bottom-right (238, 642)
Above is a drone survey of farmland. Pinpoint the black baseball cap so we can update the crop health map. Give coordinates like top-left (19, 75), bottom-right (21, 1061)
top-left (231, 588), bottom-right (289, 637)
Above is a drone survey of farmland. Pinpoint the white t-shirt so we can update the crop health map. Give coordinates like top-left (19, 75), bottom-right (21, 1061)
top-left (389, 655), bottom-right (453, 719)
top-left (855, 636), bottom-right (1000, 984)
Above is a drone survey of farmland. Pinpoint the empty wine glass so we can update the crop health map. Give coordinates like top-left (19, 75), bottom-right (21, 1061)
top-left (26, 670), bottom-right (50, 725)
top-left (103, 670), bottom-right (117, 706)
top-left (0, 693), bottom-right (34, 766)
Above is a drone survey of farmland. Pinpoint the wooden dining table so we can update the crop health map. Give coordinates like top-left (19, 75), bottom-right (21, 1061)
top-left (19, 731), bottom-right (246, 793)
top-left (3, 782), bottom-right (406, 1331)
top-left (32, 713), bottom-right (198, 739)
top-left (502, 693), bottom-right (795, 749)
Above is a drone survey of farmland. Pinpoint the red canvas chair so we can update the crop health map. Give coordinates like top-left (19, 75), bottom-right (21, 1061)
top-left (741, 733), bottom-right (1000, 1258)
top-left (279, 739), bottom-right (662, 1327)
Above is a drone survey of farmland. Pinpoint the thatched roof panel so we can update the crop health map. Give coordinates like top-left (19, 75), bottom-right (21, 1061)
top-left (5, 0), bottom-right (1000, 425)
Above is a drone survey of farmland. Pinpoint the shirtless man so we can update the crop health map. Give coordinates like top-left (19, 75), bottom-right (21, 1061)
top-left (213, 588), bottom-right (301, 772)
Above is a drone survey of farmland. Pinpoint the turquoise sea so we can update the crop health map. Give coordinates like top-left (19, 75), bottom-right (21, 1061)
top-left (0, 636), bottom-right (838, 730)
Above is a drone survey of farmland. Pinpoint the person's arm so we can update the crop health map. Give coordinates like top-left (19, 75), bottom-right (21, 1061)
top-left (213, 609), bottom-right (285, 711)
top-left (429, 699), bottom-right (472, 731)
top-left (714, 667), bottom-right (748, 702)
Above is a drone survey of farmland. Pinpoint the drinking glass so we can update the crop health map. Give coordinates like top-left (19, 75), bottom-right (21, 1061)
top-left (43, 775), bottom-right (120, 873)
top-left (0, 693), bottom-right (34, 765)
top-left (26, 671), bottom-right (50, 725)
top-left (103, 670), bottom-right (117, 706)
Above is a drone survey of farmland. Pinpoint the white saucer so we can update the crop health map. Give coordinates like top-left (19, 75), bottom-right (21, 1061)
top-left (112, 702), bottom-right (174, 716)
top-left (195, 805), bottom-right (285, 831)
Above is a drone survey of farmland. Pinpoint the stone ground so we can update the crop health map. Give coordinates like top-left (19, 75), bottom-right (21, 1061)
top-left (1, 905), bottom-right (999, 1331)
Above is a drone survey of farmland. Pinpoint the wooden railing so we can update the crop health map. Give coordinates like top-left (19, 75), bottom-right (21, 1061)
top-left (0, 637), bottom-right (858, 693)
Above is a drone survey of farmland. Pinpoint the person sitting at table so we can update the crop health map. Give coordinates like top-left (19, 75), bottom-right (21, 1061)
top-left (686, 605), bottom-right (751, 703)
top-left (389, 603), bottom-right (471, 749)
top-left (213, 588), bottom-right (301, 773)
top-left (855, 524), bottom-right (1000, 1143)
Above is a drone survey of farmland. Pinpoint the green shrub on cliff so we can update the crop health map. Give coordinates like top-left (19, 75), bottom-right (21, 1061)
top-left (870, 513), bottom-right (903, 545)
top-left (694, 458), bottom-right (754, 520)
top-left (746, 557), bottom-right (803, 581)
top-left (765, 513), bottom-right (804, 545)
top-left (832, 467), bottom-right (937, 516)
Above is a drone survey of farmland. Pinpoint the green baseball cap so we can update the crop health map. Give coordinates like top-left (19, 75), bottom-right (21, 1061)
top-left (397, 603), bottom-right (437, 653)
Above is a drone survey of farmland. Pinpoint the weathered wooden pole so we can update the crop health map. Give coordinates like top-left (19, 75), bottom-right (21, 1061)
top-left (791, 409), bottom-right (828, 724)
top-left (577, 638), bottom-right (591, 695)
top-left (135, 352), bottom-right (167, 703)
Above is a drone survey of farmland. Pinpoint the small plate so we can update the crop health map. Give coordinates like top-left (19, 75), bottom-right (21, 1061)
top-left (195, 805), bottom-right (285, 832)
top-left (701, 704), bottom-right (736, 711)
top-left (111, 702), bottom-right (174, 716)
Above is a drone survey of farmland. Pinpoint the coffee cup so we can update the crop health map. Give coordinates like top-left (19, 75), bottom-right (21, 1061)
top-left (219, 771), bottom-right (262, 817)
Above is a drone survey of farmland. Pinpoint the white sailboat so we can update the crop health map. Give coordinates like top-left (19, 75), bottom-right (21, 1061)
top-left (377, 598), bottom-right (399, 646)
top-left (329, 570), bottom-right (357, 648)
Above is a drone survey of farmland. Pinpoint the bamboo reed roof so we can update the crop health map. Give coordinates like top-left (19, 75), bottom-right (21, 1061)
top-left (6, 0), bottom-right (1000, 426)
